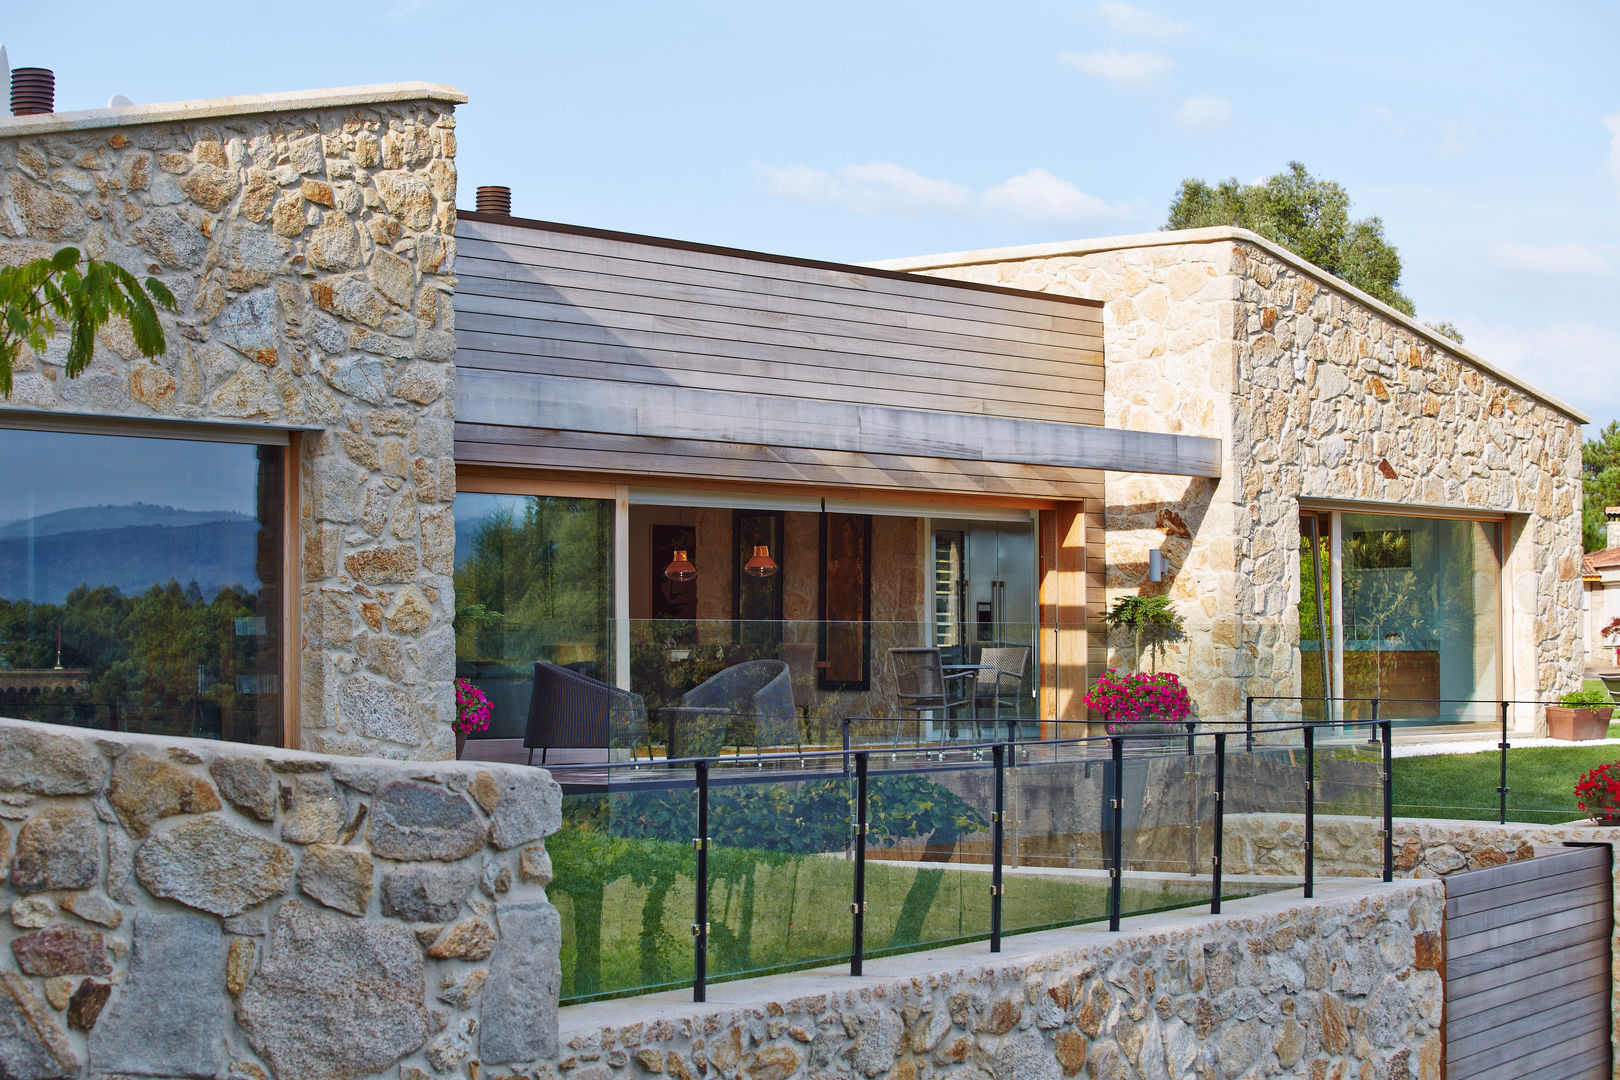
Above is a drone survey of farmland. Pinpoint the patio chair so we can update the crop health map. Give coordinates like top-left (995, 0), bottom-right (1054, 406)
top-left (889, 647), bottom-right (974, 747)
top-left (1602, 673), bottom-right (1620, 705)
top-left (524, 661), bottom-right (651, 765)
top-left (668, 659), bottom-right (798, 759)
top-left (972, 645), bottom-right (1030, 733)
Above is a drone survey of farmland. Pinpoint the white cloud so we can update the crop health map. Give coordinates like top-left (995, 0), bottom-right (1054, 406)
top-left (757, 162), bottom-right (1131, 228)
top-left (1436, 119), bottom-right (1466, 159)
top-left (1059, 47), bottom-right (1172, 90)
top-left (753, 162), bottom-right (969, 216)
top-left (1096, 1), bottom-right (1186, 37)
top-left (1461, 318), bottom-right (1620, 424)
top-left (1485, 241), bottom-right (1613, 277)
top-left (982, 169), bottom-right (1132, 226)
top-left (1175, 96), bottom-right (1232, 132)
top-left (1606, 110), bottom-right (1620, 194)
top-left (1364, 104), bottom-right (1405, 135)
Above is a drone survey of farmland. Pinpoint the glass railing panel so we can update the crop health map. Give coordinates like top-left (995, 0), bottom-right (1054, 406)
top-left (1119, 730), bottom-right (1220, 919)
top-left (549, 768), bottom-right (698, 1004)
top-left (705, 751), bottom-right (856, 983)
top-left (1311, 726), bottom-right (1386, 878)
top-left (862, 746), bottom-right (994, 959)
top-left (1000, 739), bottom-right (1112, 935)
top-left (1220, 731), bottom-right (1308, 903)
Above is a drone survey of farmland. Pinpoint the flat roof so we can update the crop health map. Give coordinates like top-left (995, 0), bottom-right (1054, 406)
top-left (0, 82), bottom-right (467, 138)
top-left (869, 226), bottom-right (1589, 425)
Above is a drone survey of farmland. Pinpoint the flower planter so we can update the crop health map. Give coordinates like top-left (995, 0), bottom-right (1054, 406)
top-left (455, 727), bottom-right (467, 760)
top-left (1545, 706), bottom-right (1613, 741)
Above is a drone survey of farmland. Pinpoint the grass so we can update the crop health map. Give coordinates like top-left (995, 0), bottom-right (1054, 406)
top-left (1393, 741), bottom-right (1620, 823)
top-left (550, 835), bottom-right (1232, 1003)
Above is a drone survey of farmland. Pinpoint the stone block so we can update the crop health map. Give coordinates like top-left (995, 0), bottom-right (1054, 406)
top-left (0, 726), bottom-right (108, 795)
top-left (66, 979), bottom-right (112, 1032)
top-left (134, 816), bottom-right (295, 916)
top-left (298, 844), bottom-right (374, 916)
top-left (380, 865), bottom-right (476, 922)
top-left (12, 808), bottom-right (100, 894)
top-left (236, 902), bottom-right (429, 1080)
top-left (480, 901), bottom-right (561, 1063)
top-left (11, 898), bottom-right (54, 929)
top-left (368, 780), bottom-right (484, 861)
top-left (0, 970), bottom-right (78, 1080)
top-left (108, 751), bottom-right (223, 838)
top-left (281, 774), bottom-right (347, 844)
top-left (11, 926), bottom-right (111, 977)
top-left (89, 911), bottom-right (228, 1077)
top-left (425, 917), bottom-right (495, 961)
top-left (210, 756), bottom-right (279, 822)
top-left (339, 674), bottom-right (420, 747)
top-left (488, 770), bottom-right (562, 850)
top-left (60, 891), bottom-right (122, 929)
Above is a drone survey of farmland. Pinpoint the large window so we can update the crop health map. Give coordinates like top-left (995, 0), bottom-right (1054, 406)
top-left (0, 426), bottom-right (285, 744)
top-left (454, 493), bottom-right (615, 739)
top-left (1299, 509), bottom-right (1501, 723)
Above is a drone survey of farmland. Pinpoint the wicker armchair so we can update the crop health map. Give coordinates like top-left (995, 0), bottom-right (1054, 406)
top-left (889, 647), bottom-right (973, 747)
top-left (973, 646), bottom-right (1030, 721)
top-left (523, 661), bottom-right (650, 765)
top-left (666, 659), bottom-right (798, 758)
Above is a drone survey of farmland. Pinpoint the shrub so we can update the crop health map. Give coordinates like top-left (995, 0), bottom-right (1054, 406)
top-left (1558, 686), bottom-right (1613, 708)
top-left (1575, 761), bottom-right (1620, 820)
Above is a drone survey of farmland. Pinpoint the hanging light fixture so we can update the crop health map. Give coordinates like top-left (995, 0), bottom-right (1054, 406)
top-left (743, 544), bottom-right (778, 578)
top-left (665, 507), bottom-right (698, 582)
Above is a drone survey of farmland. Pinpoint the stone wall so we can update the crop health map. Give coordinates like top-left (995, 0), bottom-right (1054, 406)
top-left (0, 85), bottom-right (465, 758)
top-left (0, 714), bottom-right (562, 1080)
top-left (885, 229), bottom-right (1584, 726)
top-left (545, 880), bottom-right (1443, 1080)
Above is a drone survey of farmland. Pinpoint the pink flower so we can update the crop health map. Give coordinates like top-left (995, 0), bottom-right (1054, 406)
top-left (1081, 670), bottom-right (1192, 734)
top-left (454, 677), bottom-right (493, 736)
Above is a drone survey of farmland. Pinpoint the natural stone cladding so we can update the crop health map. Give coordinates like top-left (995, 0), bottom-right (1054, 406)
top-left (0, 85), bottom-right (464, 758)
top-left (0, 714), bottom-right (562, 1080)
top-left (883, 230), bottom-right (1585, 729)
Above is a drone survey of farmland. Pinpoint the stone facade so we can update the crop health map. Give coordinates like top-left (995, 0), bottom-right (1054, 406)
top-left (0, 714), bottom-right (562, 1079)
top-left (874, 229), bottom-right (1585, 728)
top-left (0, 85), bottom-right (464, 758)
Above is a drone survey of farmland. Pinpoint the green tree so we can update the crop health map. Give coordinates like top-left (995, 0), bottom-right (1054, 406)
top-left (1583, 421), bottom-right (1620, 551)
top-left (1166, 161), bottom-right (1416, 316)
top-left (0, 246), bottom-right (176, 397)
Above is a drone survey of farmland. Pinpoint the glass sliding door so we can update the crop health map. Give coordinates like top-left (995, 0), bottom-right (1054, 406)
top-left (453, 493), bottom-right (614, 739)
top-left (932, 517), bottom-right (1037, 720)
top-left (1298, 508), bottom-right (1501, 726)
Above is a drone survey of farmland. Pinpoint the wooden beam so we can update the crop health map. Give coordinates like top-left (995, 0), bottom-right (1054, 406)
top-left (458, 371), bottom-right (1222, 478)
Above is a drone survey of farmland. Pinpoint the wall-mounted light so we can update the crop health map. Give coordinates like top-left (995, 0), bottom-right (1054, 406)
top-left (1148, 549), bottom-right (1165, 583)
top-left (743, 545), bottom-right (778, 578)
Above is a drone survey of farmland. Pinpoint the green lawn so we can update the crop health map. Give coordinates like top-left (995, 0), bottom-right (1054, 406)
top-left (1393, 741), bottom-right (1620, 823)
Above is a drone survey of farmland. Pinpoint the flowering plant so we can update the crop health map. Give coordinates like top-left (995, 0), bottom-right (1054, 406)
top-left (1574, 761), bottom-right (1620, 822)
top-left (1081, 669), bottom-right (1192, 734)
top-left (454, 678), bottom-right (493, 737)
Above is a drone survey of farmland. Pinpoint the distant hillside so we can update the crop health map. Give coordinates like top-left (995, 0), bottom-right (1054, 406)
top-left (0, 521), bottom-right (265, 604)
top-left (0, 504), bottom-right (254, 541)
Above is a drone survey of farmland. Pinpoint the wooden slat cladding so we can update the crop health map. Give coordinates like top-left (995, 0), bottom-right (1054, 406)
top-left (453, 215), bottom-right (1109, 497)
top-left (1445, 845), bottom-right (1613, 1080)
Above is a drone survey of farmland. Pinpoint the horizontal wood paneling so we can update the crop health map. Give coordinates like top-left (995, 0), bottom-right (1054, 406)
top-left (452, 215), bottom-right (1131, 497)
top-left (1445, 845), bottom-right (1612, 1080)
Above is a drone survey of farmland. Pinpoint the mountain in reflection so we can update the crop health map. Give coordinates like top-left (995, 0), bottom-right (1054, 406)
top-left (0, 504), bottom-right (262, 604)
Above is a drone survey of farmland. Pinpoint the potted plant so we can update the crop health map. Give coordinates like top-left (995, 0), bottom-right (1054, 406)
top-left (454, 677), bottom-right (493, 759)
top-left (1101, 594), bottom-right (1185, 672)
top-left (1603, 617), bottom-right (1620, 666)
top-left (1545, 686), bottom-right (1614, 742)
top-left (1574, 761), bottom-right (1620, 826)
top-left (1082, 669), bottom-right (1192, 736)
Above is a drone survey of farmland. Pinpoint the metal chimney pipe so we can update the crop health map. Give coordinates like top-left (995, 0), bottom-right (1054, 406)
top-left (10, 67), bottom-right (54, 116)
top-left (475, 186), bottom-right (512, 215)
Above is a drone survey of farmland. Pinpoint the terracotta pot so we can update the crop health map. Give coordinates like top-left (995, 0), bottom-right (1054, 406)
top-left (1545, 706), bottom-right (1613, 741)
top-left (1586, 815), bottom-right (1620, 828)
top-left (455, 727), bottom-right (467, 760)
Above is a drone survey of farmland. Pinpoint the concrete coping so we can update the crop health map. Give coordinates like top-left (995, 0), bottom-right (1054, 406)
top-left (868, 225), bottom-right (1589, 426)
top-left (0, 81), bottom-right (468, 139)
top-left (558, 876), bottom-right (1437, 1037)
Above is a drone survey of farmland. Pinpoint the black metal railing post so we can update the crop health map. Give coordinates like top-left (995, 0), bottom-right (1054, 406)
top-left (1303, 725), bottom-right (1315, 899)
top-left (851, 751), bottom-right (868, 976)
top-left (1367, 697), bottom-right (1381, 747)
top-left (991, 743), bottom-right (1005, 952)
top-left (842, 717), bottom-right (852, 777)
top-left (1497, 700), bottom-right (1510, 826)
top-left (1108, 735), bottom-right (1124, 932)
top-left (1381, 720), bottom-right (1393, 883)
top-left (1212, 731), bottom-right (1226, 914)
top-left (693, 759), bottom-right (710, 1002)
top-left (1245, 696), bottom-right (1255, 751)
top-left (1185, 721), bottom-right (1198, 877)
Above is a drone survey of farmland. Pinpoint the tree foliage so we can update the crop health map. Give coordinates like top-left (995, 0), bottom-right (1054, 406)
top-left (1101, 594), bottom-right (1184, 672)
top-left (0, 247), bottom-right (176, 397)
top-left (1166, 161), bottom-right (1417, 317)
top-left (1583, 421), bottom-right (1620, 551)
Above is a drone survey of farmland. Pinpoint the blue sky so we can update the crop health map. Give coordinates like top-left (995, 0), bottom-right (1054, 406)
top-left (9, 1), bottom-right (1619, 430)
